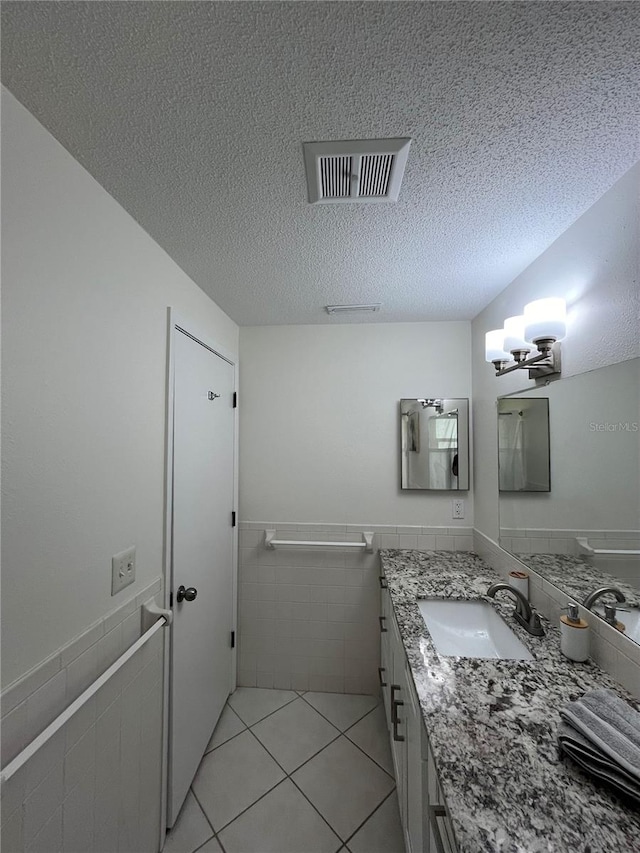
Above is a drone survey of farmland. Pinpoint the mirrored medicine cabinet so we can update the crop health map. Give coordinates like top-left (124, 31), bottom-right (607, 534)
top-left (400, 398), bottom-right (469, 491)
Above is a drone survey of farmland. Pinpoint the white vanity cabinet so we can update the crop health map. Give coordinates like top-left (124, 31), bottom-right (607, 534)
top-left (426, 746), bottom-right (458, 853)
top-left (379, 574), bottom-right (392, 728)
top-left (380, 575), bottom-right (458, 853)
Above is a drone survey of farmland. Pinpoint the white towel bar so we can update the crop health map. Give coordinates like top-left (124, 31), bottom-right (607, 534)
top-left (0, 613), bottom-right (170, 784)
top-left (576, 537), bottom-right (640, 557)
top-left (264, 529), bottom-right (374, 553)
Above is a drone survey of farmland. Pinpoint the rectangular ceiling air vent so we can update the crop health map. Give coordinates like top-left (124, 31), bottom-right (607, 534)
top-left (303, 138), bottom-right (411, 204)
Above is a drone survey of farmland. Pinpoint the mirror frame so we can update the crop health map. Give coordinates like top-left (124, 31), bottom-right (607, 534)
top-left (400, 397), bottom-right (470, 491)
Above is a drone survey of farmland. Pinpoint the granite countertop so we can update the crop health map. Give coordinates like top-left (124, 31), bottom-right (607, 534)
top-left (380, 549), bottom-right (640, 853)
top-left (516, 552), bottom-right (640, 611)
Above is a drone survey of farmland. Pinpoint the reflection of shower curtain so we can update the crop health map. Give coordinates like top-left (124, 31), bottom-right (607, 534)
top-left (407, 411), bottom-right (420, 452)
top-left (498, 414), bottom-right (525, 490)
top-left (427, 414), bottom-right (458, 489)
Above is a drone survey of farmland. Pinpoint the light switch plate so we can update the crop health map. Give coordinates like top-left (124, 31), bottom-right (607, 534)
top-left (111, 546), bottom-right (136, 595)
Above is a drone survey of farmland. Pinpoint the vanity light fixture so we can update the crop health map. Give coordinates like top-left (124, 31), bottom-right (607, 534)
top-left (417, 398), bottom-right (444, 412)
top-left (485, 297), bottom-right (566, 379)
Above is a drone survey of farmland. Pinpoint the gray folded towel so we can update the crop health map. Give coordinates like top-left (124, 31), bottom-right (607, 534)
top-left (560, 688), bottom-right (640, 780)
top-left (558, 688), bottom-right (640, 804)
top-left (558, 721), bottom-right (640, 805)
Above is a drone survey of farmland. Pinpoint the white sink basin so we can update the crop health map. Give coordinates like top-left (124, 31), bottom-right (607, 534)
top-left (418, 599), bottom-right (534, 660)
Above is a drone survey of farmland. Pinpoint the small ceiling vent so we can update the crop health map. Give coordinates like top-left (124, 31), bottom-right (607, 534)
top-left (303, 138), bottom-right (411, 204)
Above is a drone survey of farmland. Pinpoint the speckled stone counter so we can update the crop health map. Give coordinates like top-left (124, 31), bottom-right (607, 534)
top-left (517, 552), bottom-right (640, 610)
top-left (380, 549), bottom-right (640, 853)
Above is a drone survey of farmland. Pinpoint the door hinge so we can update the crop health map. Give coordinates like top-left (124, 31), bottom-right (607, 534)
top-left (233, 391), bottom-right (237, 408)
top-left (231, 630), bottom-right (235, 649)
top-left (231, 511), bottom-right (236, 527)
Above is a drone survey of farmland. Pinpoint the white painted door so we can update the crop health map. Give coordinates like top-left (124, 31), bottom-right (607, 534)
top-left (169, 328), bottom-right (235, 825)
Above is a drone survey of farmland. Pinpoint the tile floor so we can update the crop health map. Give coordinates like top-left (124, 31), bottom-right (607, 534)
top-left (162, 688), bottom-right (405, 853)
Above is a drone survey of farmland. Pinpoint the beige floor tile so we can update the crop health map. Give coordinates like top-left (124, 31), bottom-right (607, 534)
top-left (192, 730), bottom-right (285, 831)
top-left (303, 692), bottom-right (379, 731)
top-left (345, 704), bottom-right (393, 774)
top-left (228, 687), bottom-right (297, 726)
top-left (292, 736), bottom-right (394, 841)
top-left (205, 704), bottom-right (246, 753)
top-left (218, 780), bottom-right (341, 853)
top-left (252, 698), bottom-right (339, 772)
top-left (162, 791), bottom-right (213, 853)
top-left (347, 793), bottom-right (405, 853)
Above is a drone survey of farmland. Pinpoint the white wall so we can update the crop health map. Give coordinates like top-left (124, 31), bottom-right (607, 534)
top-left (471, 162), bottom-right (640, 541)
top-left (1, 89), bottom-right (238, 686)
top-left (239, 322), bottom-right (472, 526)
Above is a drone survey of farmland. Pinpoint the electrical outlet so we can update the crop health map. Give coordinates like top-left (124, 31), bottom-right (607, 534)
top-left (111, 546), bottom-right (136, 596)
top-left (452, 499), bottom-right (465, 519)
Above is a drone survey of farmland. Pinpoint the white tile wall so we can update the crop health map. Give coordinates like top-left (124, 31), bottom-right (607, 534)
top-left (238, 522), bottom-right (473, 694)
top-left (473, 530), bottom-right (640, 699)
top-left (503, 527), bottom-right (640, 556)
top-left (1, 578), bottom-right (165, 853)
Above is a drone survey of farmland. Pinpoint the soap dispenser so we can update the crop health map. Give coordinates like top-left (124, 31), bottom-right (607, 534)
top-left (560, 603), bottom-right (589, 662)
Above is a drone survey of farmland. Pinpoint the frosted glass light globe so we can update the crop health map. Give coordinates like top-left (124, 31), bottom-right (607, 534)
top-left (503, 315), bottom-right (531, 353)
top-left (524, 298), bottom-right (567, 343)
top-left (485, 329), bottom-right (510, 362)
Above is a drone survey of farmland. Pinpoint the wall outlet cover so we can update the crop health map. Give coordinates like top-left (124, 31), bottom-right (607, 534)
top-left (452, 500), bottom-right (465, 519)
top-left (111, 546), bottom-right (136, 595)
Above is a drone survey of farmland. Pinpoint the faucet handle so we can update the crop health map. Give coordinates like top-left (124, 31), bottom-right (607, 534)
top-left (530, 610), bottom-right (544, 630)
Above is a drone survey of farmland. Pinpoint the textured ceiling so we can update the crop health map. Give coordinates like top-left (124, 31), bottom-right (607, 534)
top-left (2, 2), bottom-right (639, 325)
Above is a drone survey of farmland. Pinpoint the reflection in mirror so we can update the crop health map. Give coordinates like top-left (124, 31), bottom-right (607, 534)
top-left (499, 358), bottom-right (640, 645)
top-left (400, 398), bottom-right (469, 490)
top-left (498, 398), bottom-right (550, 492)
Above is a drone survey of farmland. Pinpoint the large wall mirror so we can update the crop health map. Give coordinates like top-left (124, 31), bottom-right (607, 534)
top-left (400, 398), bottom-right (469, 490)
top-left (498, 357), bottom-right (640, 645)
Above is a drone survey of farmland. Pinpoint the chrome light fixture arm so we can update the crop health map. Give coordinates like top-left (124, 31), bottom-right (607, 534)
top-left (491, 340), bottom-right (562, 379)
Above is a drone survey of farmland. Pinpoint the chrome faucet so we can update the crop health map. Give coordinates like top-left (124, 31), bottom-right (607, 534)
top-left (486, 582), bottom-right (546, 637)
top-left (583, 587), bottom-right (627, 626)
top-left (583, 587), bottom-right (626, 611)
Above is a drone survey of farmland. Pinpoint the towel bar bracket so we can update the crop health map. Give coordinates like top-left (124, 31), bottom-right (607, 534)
top-left (264, 529), bottom-right (374, 553)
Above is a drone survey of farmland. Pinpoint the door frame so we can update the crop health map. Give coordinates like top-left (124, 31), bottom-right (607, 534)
top-left (159, 307), bottom-right (239, 841)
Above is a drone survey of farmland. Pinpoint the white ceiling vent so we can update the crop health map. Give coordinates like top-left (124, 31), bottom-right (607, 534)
top-left (303, 138), bottom-right (411, 204)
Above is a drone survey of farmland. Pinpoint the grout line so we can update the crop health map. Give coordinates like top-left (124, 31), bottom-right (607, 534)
top-left (189, 786), bottom-right (218, 850)
top-left (344, 735), bottom-right (395, 782)
top-left (203, 726), bottom-right (246, 756)
top-left (286, 770), bottom-right (347, 848)
top-left (192, 831), bottom-right (224, 853)
top-left (342, 709), bottom-right (397, 781)
top-left (214, 831), bottom-right (228, 853)
top-left (227, 691), bottom-right (298, 727)
top-left (342, 788), bottom-right (399, 848)
top-left (204, 727), bottom-right (291, 835)
top-left (211, 772), bottom-right (287, 836)
top-left (249, 720), bottom-right (342, 778)
top-left (203, 705), bottom-right (247, 755)
top-left (298, 692), bottom-right (382, 733)
top-left (189, 689), bottom-right (394, 851)
top-left (241, 721), bottom-right (347, 846)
